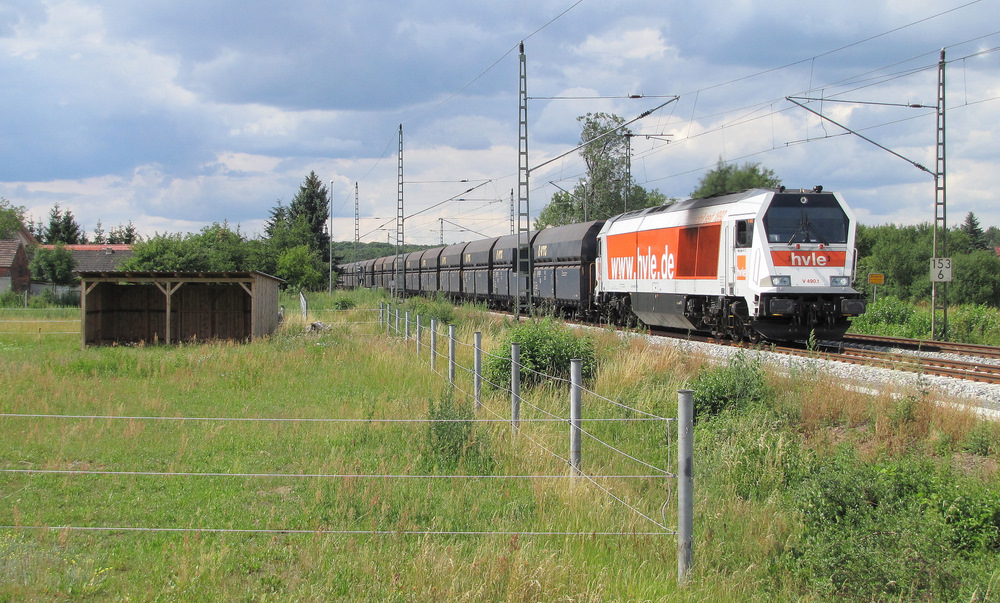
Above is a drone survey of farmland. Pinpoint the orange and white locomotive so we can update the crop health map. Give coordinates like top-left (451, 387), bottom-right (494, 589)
top-left (595, 187), bottom-right (866, 341)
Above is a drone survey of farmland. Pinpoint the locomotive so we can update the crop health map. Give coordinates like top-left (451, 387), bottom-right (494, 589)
top-left (337, 187), bottom-right (867, 341)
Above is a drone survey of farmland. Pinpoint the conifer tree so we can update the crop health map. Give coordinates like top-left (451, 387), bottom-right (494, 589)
top-left (960, 211), bottom-right (988, 251)
top-left (288, 171), bottom-right (330, 259)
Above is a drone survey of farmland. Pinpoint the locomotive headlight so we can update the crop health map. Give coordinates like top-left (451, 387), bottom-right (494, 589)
top-left (831, 276), bottom-right (851, 287)
top-left (770, 275), bottom-right (791, 287)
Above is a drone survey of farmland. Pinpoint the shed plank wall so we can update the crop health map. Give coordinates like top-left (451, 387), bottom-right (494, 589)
top-left (82, 274), bottom-right (281, 346)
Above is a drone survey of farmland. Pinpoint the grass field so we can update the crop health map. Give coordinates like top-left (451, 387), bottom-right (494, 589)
top-left (2, 291), bottom-right (999, 601)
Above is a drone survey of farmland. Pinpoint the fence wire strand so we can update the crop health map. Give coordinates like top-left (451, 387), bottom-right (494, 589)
top-left (1, 304), bottom-right (684, 541)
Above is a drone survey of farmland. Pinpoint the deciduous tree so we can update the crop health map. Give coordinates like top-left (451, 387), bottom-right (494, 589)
top-left (691, 158), bottom-right (781, 198)
top-left (535, 113), bottom-right (670, 228)
top-left (29, 244), bottom-right (76, 285)
top-left (0, 197), bottom-right (26, 239)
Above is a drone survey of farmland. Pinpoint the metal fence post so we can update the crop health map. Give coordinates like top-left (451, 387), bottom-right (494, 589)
top-left (474, 331), bottom-right (482, 412)
top-left (448, 325), bottom-right (456, 385)
top-left (511, 342), bottom-right (520, 433)
top-left (385, 303), bottom-right (392, 334)
top-left (416, 314), bottom-right (422, 354)
top-left (405, 311), bottom-right (411, 341)
top-left (379, 302), bottom-right (384, 329)
top-left (430, 319), bottom-right (437, 372)
top-left (570, 358), bottom-right (582, 476)
top-left (394, 308), bottom-right (400, 336)
top-left (677, 389), bottom-right (694, 586)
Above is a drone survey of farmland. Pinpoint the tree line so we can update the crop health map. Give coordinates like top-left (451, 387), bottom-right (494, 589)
top-left (118, 171), bottom-right (336, 290)
top-left (4, 111), bottom-right (1000, 303)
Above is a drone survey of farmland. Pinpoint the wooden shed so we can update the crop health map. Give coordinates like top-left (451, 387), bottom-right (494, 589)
top-left (79, 271), bottom-right (283, 347)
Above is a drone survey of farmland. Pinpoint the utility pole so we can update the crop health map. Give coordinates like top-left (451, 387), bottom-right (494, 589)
top-left (510, 189), bottom-right (515, 235)
top-left (516, 41), bottom-right (532, 321)
top-left (328, 180), bottom-right (334, 294)
top-left (624, 133), bottom-right (631, 213)
top-left (786, 70), bottom-right (949, 338)
top-left (396, 124), bottom-right (404, 298)
top-left (354, 182), bottom-right (359, 263)
top-left (931, 49), bottom-right (948, 341)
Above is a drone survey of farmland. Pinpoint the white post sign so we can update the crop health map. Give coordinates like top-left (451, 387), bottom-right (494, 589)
top-left (930, 257), bottom-right (952, 283)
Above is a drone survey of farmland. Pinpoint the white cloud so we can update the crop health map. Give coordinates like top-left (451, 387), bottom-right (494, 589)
top-left (1, 0), bottom-right (998, 244)
top-left (573, 28), bottom-right (670, 63)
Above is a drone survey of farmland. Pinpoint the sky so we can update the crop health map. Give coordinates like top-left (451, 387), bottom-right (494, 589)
top-left (1, 0), bottom-right (998, 246)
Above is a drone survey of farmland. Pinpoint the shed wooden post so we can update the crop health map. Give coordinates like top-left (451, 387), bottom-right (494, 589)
top-left (80, 279), bottom-right (99, 350)
top-left (154, 281), bottom-right (183, 345)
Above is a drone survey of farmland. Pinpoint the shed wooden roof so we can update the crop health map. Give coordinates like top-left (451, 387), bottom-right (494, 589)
top-left (0, 240), bottom-right (23, 268)
top-left (77, 270), bottom-right (282, 283)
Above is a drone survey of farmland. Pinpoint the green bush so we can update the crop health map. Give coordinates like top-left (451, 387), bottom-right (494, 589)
top-left (690, 352), bottom-right (772, 420)
top-left (0, 289), bottom-right (24, 308)
top-left (329, 296), bottom-right (356, 310)
top-left (21, 288), bottom-right (80, 308)
top-left (849, 295), bottom-right (931, 338)
top-left (848, 296), bottom-right (1000, 345)
top-left (483, 317), bottom-right (596, 388)
top-left (949, 304), bottom-right (1000, 345)
top-left (787, 449), bottom-right (1000, 600)
top-left (963, 421), bottom-right (998, 456)
top-left (405, 294), bottom-right (455, 327)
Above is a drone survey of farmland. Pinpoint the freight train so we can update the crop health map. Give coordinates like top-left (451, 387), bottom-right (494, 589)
top-left (337, 187), bottom-right (867, 341)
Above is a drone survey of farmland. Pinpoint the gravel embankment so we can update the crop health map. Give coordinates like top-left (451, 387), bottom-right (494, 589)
top-left (633, 332), bottom-right (1000, 419)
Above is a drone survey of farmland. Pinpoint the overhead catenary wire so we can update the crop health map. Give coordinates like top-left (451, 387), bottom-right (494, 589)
top-left (345, 5), bottom-right (998, 234)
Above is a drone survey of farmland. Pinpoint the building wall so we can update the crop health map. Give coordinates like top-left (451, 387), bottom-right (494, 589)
top-left (81, 273), bottom-right (282, 346)
top-left (251, 274), bottom-right (281, 339)
top-left (0, 244), bottom-right (31, 292)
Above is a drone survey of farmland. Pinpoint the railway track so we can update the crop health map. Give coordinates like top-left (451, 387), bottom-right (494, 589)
top-left (645, 327), bottom-right (1000, 386)
top-left (841, 333), bottom-right (1000, 360)
top-left (803, 345), bottom-right (1000, 385)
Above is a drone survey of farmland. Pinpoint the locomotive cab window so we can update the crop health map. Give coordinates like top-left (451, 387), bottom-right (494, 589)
top-left (735, 220), bottom-right (753, 248)
top-left (763, 194), bottom-right (849, 244)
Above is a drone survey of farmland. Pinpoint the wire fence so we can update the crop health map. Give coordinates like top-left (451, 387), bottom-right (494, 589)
top-left (0, 307), bottom-right (81, 336)
top-left (0, 301), bottom-right (693, 578)
top-left (376, 301), bottom-right (693, 553)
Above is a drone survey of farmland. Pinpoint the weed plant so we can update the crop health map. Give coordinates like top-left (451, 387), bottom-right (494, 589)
top-left (690, 351), bottom-right (772, 420)
top-left (422, 391), bottom-right (498, 476)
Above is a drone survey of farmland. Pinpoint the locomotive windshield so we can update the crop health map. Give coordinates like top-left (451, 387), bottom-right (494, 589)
top-left (762, 194), bottom-right (849, 244)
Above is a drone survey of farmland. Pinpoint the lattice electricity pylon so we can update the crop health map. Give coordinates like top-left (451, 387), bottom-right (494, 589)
top-left (515, 42), bottom-right (532, 321)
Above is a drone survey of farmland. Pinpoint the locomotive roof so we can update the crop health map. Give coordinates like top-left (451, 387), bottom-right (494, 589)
top-left (615, 188), bottom-right (770, 221)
